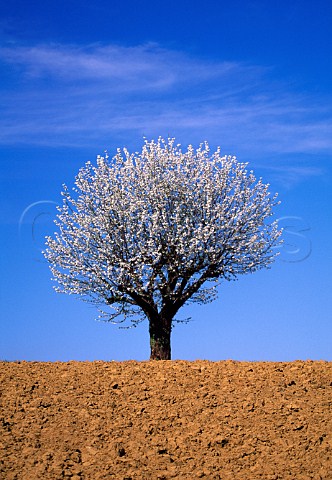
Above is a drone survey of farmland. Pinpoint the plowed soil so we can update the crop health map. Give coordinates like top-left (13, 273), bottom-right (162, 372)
top-left (1, 361), bottom-right (331, 479)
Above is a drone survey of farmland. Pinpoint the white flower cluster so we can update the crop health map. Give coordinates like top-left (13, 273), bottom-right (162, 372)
top-left (44, 137), bottom-right (282, 326)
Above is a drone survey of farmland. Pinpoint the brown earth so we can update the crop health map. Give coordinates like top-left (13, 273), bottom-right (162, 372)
top-left (0, 360), bottom-right (331, 479)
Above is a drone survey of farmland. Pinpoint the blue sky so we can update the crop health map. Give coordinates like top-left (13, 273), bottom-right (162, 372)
top-left (1, 0), bottom-right (331, 361)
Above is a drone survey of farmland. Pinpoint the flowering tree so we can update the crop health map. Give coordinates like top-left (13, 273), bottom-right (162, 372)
top-left (44, 138), bottom-right (282, 360)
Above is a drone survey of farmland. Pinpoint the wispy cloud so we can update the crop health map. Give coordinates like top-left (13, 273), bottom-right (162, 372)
top-left (0, 42), bottom-right (248, 93)
top-left (1, 41), bottom-right (332, 172)
top-left (256, 163), bottom-right (325, 189)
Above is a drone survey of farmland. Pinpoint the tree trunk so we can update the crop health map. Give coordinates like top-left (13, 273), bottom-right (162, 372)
top-left (149, 316), bottom-right (172, 360)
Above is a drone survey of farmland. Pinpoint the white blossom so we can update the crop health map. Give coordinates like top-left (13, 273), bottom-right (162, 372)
top-left (44, 137), bottom-right (282, 329)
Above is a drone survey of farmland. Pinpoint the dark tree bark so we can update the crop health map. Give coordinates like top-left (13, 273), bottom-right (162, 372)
top-left (149, 315), bottom-right (172, 360)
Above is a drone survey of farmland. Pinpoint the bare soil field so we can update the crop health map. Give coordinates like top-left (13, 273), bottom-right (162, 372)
top-left (0, 360), bottom-right (331, 479)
